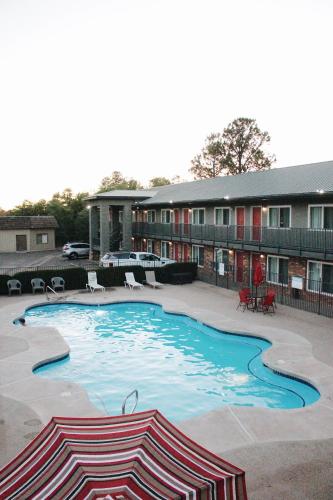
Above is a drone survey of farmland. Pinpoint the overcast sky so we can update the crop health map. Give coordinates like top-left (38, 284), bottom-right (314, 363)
top-left (0, 0), bottom-right (332, 209)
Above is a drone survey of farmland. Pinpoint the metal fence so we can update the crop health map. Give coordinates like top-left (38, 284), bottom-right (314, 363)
top-left (198, 264), bottom-right (333, 318)
top-left (1, 260), bottom-right (332, 318)
top-left (0, 262), bottom-right (99, 277)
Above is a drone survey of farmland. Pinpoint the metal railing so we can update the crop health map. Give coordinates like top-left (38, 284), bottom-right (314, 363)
top-left (199, 265), bottom-right (333, 318)
top-left (132, 222), bottom-right (333, 255)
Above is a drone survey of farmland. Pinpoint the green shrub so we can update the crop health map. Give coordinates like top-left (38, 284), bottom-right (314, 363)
top-left (13, 267), bottom-right (88, 293)
top-left (0, 262), bottom-right (198, 294)
top-left (0, 275), bottom-right (12, 295)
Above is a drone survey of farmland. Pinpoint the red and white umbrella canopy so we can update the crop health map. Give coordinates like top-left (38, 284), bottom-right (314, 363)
top-left (0, 410), bottom-right (247, 500)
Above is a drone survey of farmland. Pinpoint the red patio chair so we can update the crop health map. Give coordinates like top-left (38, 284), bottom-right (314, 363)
top-left (237, 288), bottom-right (255, 311)
top-left (267, 289), bottom-right (277, 311)
top-left (258, 293), bottom-right (275, 314)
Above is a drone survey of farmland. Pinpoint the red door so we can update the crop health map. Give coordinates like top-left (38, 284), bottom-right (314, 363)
top-left (173, 242), bottom-right (180, 261)
top-left (236, 251), bottom-right (247, 283)
top-left (252, 207), bottom-right (261, 241)
top-left (174, 209), bottom-right (180, 235)
top-left (183, 244), bottom-right (189, 262)
top-left (236, 207), bottom-right (245, 240)
top-left (183, 209), bottom-right (189, 236)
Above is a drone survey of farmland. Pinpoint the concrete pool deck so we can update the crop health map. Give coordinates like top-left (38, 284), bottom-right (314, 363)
top-left (0, 281), bottom-right (332, 499)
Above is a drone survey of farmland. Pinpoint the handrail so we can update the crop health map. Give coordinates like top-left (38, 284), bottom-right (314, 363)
top-left (132, 222), bottom-right (333, 254)
top-left (122, 389), bottom-right (138, 415)
top-left (46, 286), bottom-right (59, 301)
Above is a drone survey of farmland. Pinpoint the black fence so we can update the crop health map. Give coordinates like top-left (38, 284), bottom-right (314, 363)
top-left (1, 259), bottom-right (332, 318)
top-left (0, 262), bottom-right (99, 277)
top-left (198, 264), bottom-right (333, 318)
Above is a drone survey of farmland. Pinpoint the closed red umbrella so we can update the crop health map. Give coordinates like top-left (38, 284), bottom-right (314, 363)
top-left (253, 263), bottom-right (264, 288)
top-left (0, 410), bottom-right (247, 500)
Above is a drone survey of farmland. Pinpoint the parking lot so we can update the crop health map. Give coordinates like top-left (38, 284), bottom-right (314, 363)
top-left (0, 249), bottom-right (96, 272)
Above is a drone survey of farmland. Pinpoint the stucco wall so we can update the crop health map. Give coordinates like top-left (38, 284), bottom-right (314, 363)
top-left (0, 230), bottom-right (30, 252)
top-left (29, 229), bottom-right (56, 251)
top-left (0, 229), bottom-right (56, 252)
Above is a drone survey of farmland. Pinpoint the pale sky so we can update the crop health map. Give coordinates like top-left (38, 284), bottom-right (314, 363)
top-left (1, 0), bottom-right (332, 209)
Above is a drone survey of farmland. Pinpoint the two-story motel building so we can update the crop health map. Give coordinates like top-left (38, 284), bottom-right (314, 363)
top-left (87, 161), bottom-right (333, 296)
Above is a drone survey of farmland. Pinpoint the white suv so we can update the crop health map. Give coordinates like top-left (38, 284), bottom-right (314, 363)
top-left (62, 242), bottom-right (90, 259)
top-left (100, 251), bottom-right (175, 267)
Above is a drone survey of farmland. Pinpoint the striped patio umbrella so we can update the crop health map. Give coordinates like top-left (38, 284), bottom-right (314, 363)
top-left (0, 410), bottom-right (247, 500)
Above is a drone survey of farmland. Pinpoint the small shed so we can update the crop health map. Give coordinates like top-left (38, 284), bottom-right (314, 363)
top-left (0, 216), bottom-right (58, 253)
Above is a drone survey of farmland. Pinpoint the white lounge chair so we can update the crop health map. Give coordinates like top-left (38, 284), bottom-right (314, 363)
top-left (86, 272), bottom-right (105, 293)
top-left (124, 272), bottom-right (144, 290)
top-left (145, 270), bottom-right (163, 288)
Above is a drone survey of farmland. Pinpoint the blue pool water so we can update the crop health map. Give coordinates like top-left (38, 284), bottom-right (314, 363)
top-left (25, 302), bottom-right (319, 421)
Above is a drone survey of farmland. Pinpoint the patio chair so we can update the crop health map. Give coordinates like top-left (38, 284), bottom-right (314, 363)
top-left (258, 293), bottom-right (275, 314)
top-left (7, 279), bottom-right (22, 296)
top-left (51, 276), bottom-right (65, 292)
top-left (86, 272), bottom-right (105, 293)
top-left (267, 289), bottom-right (277, 310)
top-left (31, 278), bottom-right (45, 294)
top-left (236, 288), bottom-right (255, 311)
top-left (124, 272), bottom-right (144, 290)
top-left (145, 270), bottom-right (163, 289)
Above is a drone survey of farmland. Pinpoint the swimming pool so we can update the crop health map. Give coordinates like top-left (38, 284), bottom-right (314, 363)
top-left (25, 302), bottom-right (319, 422)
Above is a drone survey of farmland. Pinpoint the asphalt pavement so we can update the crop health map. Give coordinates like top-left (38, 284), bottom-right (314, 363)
top-left (0, 249), bottom-right (95, 270)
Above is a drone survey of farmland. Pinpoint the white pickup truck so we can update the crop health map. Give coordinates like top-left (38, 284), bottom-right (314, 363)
top-left (100, 251), bottom-right (176, 267)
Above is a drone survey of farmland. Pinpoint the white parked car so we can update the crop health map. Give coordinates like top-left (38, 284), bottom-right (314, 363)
top-left (100, 251), bottom-right (176, 267)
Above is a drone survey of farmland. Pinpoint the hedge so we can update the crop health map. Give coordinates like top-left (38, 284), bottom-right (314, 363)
top-left (0, 262), bottom-right (197, 295)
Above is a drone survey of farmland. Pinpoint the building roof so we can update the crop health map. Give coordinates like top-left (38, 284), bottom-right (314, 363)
top-left (141, 161), bottom-right (333, 205)
top-left (87, 189), bottom-right (158, 201)
top-left (0, 216), bottom-right (58, 230)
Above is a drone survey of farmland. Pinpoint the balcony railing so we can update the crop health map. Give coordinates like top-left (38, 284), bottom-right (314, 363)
top-left (132, 222), bottom-right (333, 255)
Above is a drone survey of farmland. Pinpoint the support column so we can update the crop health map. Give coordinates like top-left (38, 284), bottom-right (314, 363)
top-left (99, 203), bottom-right (111, 256)
top-left (122, 202), bottom-right (133, 251)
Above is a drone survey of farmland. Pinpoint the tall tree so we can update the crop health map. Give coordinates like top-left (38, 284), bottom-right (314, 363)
top-left (222, 117), bottom-right (275, 175)
top-left (189, 119), bottom-right (275, 179)
top-left (98, 171), bottom-right (142, 192)
top-left (189, 133), bottom-right (225, 179)
top-left (149, 177), bottom-right (171, 187)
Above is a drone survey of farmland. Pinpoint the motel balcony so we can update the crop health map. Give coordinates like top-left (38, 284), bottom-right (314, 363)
top-left (132, 222), bottom-right (333, 260)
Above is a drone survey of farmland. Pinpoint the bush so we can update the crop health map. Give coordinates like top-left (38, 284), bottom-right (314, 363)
top-left (0, 275), bottom-right (12, 295)
top-left (13, 267), bottom-right (88, 293)
top-left (0, 262), bottom-right (198, 294)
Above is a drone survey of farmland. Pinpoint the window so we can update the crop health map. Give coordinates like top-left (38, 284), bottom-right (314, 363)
top-left (214, 248), bottom-right (229, 272)
top-left (267, 256), bottom-right (288, 285)
top-left (161, 209), bottom-right (172, 224)
top-left (268, 206), bottom-right (291, 228)
top-left (36, 233), bottom-right (48, 244)
top-left (147, 239), bottom-right (154, 253)
top-left (308, 261), bottom-right (333, 294)
top-left (161, 241), bottom-right (170, 258)
top-left (192, 245), bottom-right (204, 267)
top-left (192, 208), bottom-right (205, 225)
top-left (309, 205), bottom-right (333, 229)
top-left (147, 210), bottom-right (156, 223)
top-left (215, 208), bottom-right (230, 225)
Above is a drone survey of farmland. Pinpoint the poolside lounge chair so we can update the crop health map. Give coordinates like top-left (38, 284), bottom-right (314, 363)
top-left (7, 279), bottom-right (22, 296)
top-left (86, 272), bottom-right (105, 293)
top-left (124, 272), bottom-right (144, 290)
top-left (51, 276), bottom-right (65, 292)
top-left (31, 278), bottom-right (45, 294)
top-left (145, 270), bottom-right (163, 289)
